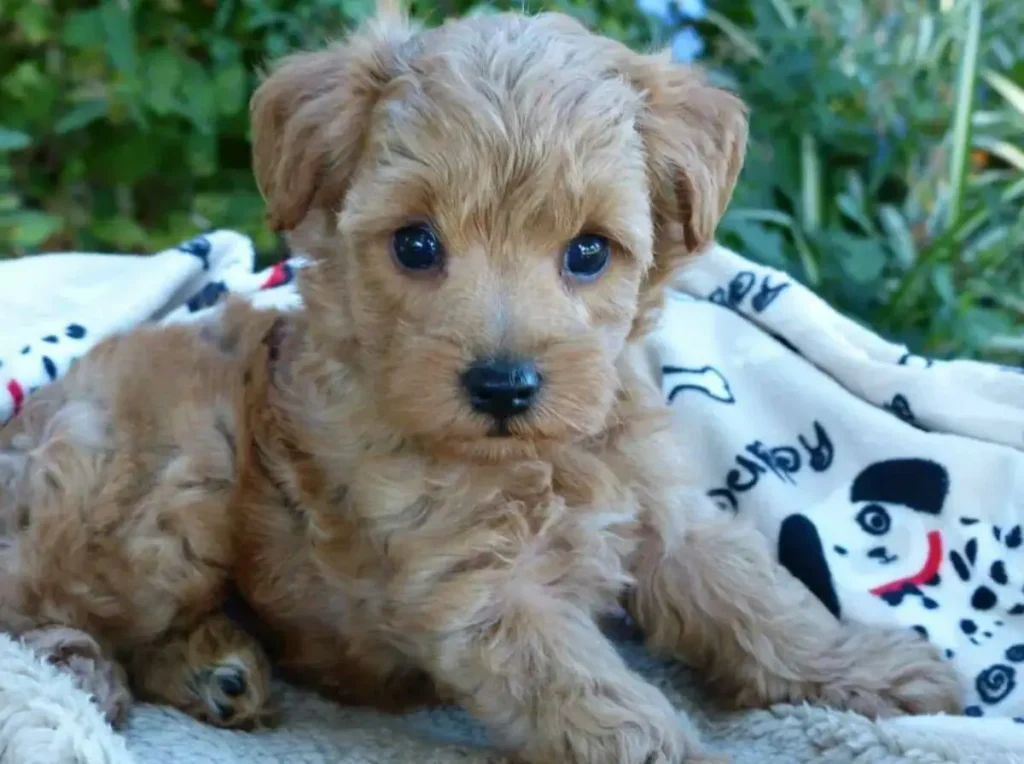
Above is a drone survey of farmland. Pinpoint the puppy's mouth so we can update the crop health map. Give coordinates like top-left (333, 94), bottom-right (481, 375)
top-left (487, 420), bottom-right (516, 438)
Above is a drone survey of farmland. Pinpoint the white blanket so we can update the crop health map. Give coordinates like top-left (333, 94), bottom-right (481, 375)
top-left (2, 232), bottom-right (1023, 763)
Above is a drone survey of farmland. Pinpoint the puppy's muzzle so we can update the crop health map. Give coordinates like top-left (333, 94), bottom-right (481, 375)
top-left (461, 358), bottom-right (541, 423)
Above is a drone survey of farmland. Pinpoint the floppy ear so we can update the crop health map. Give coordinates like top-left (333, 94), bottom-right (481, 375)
top-left (629, 54), bottom-right (748, 313)
top-left (250, 22), bottom-right (413, 232)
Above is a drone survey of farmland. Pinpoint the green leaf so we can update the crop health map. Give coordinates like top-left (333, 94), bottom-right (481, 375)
top-left (62, 8), bottom-right (104, 49)
top-left (180, 59), bottom-right (217, 133)
top-left (54, 100), bottom-right (109, 134)
top-left (99, 0), bottom-right (137, 78)
top-left (0, 211), bottom-right (63, 250)
top-left (143, 50), bottom-right (183, 115)
top-left (14, 3), bottom-right (55, 45)
top-left (0, 128), bottom-right (31, 152)
top-left (982, 69), bottom-right (1024, 118)
top-left (878, 205), bottom-right (917, 269)
top-left (89, 216), bottom-right (148, 249)
top-left (830, 232), bottom-right (888, 286)
top-left (974, 136), bottom-right (1024, 172)
top-left (836, 193), bottom-right (875, 235)
top-left (947, 0), bottom-right (982, 228)
top-left (213, 61), bottom-right (247, 117)
top-left (720, 219), bottom-right (789, 269)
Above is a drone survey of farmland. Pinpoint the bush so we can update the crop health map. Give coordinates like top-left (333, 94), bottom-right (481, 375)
top-left (702, 0), bottom-right (1024, 361)
top-left (1, 0), bottom-right (1021, 362)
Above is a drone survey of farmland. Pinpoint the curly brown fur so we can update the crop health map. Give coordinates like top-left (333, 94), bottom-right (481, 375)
top-left (0, 5), bottom-right (961, 758)
top-left (0, 310), bottom-right (275, 728)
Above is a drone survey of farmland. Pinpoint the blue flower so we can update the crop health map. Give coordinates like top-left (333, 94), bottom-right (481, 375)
top-left (671, 26), bottom-right (705, 62)
top-left (636, 0), bottom-right (674, 23)
top-left (636, 0), bottom-right (707, 23)
top-left (677, 0), bottom-right (706, 20)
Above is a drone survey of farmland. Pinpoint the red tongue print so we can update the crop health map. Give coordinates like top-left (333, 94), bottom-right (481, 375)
top-left (6, 379), bottom-right (24, 417)
top-left (870, 530), bottom-right (943, 596)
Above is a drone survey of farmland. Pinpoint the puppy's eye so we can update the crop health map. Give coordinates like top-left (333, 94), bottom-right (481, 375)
top-left (856, 504), bottom-right (891, 536)
top-left (563, 234), bottom-right (610, 281)
top-left (392, 224), bottom-right (444, 272)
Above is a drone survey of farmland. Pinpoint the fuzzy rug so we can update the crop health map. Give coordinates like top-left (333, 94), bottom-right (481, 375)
top-left (2, 232), bottom-right (1024, 762)
top-left (1, 632), bottom-right (1021, 764)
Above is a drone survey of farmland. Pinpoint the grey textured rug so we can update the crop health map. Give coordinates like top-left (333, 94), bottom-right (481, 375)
top-left (121, 641), bottom-right (1024, 764)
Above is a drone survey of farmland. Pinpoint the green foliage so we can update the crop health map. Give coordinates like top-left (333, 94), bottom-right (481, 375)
top-left (702, 0), bottom-right (1024, 361)
top-left (0, 0), bottom-right (1021, 362)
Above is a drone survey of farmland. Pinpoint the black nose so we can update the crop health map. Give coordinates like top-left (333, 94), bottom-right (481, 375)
top-left (461, 358), bottom-right (541, 420)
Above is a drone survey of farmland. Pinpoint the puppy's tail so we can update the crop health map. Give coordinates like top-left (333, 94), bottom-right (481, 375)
top-left (375, 0), bottom-right (407, 22)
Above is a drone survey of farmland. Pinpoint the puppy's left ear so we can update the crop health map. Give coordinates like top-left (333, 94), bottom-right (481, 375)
top-left (250, 20), bottom-right (414, 232)
top-left (629, 55), bottom-right (748, 311)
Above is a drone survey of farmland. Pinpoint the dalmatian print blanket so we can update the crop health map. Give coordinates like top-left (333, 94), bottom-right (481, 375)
top-left (2, 231), bottom-right (1024, 730)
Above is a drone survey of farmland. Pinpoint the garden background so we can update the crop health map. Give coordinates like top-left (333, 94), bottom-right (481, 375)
top-left (1, 0), bottom-right (1021, 362)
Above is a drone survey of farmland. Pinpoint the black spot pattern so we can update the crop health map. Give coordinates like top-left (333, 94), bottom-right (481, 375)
top-left (42, 356), bottom-right (57, 380)
top-left (976, 664), bottom-right (1016, 705)
top-left (66, 323), bottom-right (86, 339)
top-left (973, 586), bottom-right (998, 611)
top-left (950, 551), bottom-right (971, 582)
top-left (992, 561), bottom-right (1008, 585)
top-left (1007, 645), bottom-right (1024, 663)
top-left (1007, 526), bottom-right (1022, 549)
top-left (966, 538), bottom-right (978, 565)
top-left (177, 235), bottom-right (212, 270)
top-left (961, 619), bottom-right (978, 635)
top-left (186, 281), bottom-right (228, 313)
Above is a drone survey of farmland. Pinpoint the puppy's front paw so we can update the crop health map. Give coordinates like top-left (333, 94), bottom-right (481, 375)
top-left (130, 613), bottom-right (274, 730)
top-left (21, 626), bottom-right (132, 727)
top-left (815, 624), bottom-right (963, 717)
top-left (527, 680), bottom-right (709, 764)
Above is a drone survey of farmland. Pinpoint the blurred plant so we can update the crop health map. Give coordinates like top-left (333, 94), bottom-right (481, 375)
top-left (1, 0), bottom-right (1021, 363)
top-left (691, 0), bottom-right (1023, 361)
top-left (0, 0), bottom-right (385, 257)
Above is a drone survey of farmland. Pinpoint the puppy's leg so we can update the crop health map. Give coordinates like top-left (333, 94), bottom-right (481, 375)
top-left (401, 583), bottom-right (717, 764)
top-left (21, 626), bottom-right (132, 727)
top-left (125, 613), bottom-right (274, 729)
top-left (629, 493), bottom-right (963, 716)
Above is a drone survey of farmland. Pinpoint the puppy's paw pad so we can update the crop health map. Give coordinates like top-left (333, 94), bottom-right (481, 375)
top-left (192, 657), bottom-right (273, 730)
top-left (214, 666), bottom-right (246, 697)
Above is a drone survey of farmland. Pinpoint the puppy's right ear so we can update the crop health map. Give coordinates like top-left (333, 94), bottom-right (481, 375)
top-left (250, 24), bottom-right (412, 232)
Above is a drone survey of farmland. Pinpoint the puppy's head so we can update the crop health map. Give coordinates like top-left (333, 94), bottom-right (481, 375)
top-left (251, 9), bottom-right (746, 457)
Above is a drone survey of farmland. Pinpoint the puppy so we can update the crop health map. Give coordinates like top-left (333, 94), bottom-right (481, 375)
top-left (0, 4), bottom-right (961, 760)
top-left (236, 4), bottom-right (962, 760)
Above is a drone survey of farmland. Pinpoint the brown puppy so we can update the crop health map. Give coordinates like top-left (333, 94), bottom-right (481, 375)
top-left (237, 5), bottom-right (961, 761)
top-left (0, 5), bottom-right (961, 760)
top-left (0, 315), bottom-right (274, 728)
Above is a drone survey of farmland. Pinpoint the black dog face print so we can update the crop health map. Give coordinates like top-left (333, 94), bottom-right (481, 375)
top-left (651, 246), bottom-right (1024, 722)
top-left (778, 458), bottom-right (1024, 717)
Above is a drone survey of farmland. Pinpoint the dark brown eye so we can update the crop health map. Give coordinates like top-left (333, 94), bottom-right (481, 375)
top-left (392, 224), bottom-right (444, 271)
top-left (856, 504), bottom-right (891, 536)
top-left (563, 234), bottom-right (610, 281)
